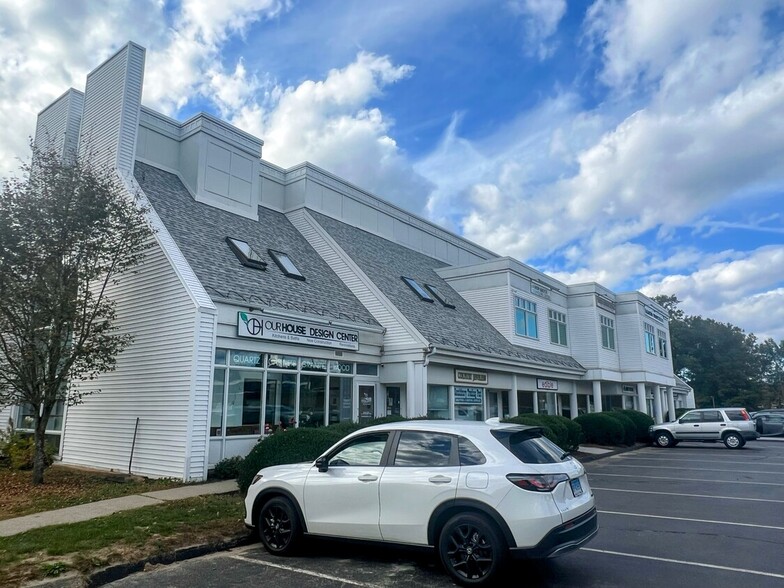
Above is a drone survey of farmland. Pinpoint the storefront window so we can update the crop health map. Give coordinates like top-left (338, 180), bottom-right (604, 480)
top-left (267, 354), bottom-right (298, 370)
top-left (214, 348), bottom-right (228, 365)
top-left (455, 387), bottom-right (484, 421)
top-left (230, 350), bottom-right (263, 368)
top-left (210, 368), bottom-right (226, 436)
top-left (301, 357), bottom-right (328, 372)
top-left (299, 375), bottom-right (326, 427)
top-left (265, 372), bottom-right (296, 431)
top-left (427, 385), bottom-right (450, 419)
top-left (356, 363), bottom-right (378, 376)
top-left (329, 360), bottom-right (353, 375)
top-left (329, 377), bottom-right (353, 424)
top-left (226, 370), bottom-right (262, 436)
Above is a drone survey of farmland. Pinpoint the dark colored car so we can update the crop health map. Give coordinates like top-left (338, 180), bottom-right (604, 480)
top-left (750, 410), bottom-right (784, 437)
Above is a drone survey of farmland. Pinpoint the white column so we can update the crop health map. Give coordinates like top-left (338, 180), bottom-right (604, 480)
top-left (406, 361), bottom-right (417, 418)
top-left (532, 390), bottom-right (539, 414)
top-left (653, 386), bottom-right (663, 423)
top-left (592, 381), bottom-right (603, 413)
top-left (570, 383), bottom-right (578, 419)
top-left (667, 386), bottom-right (676, 421)
top-left (637, 383), bottom-right (647, 415)
top-left (509, 375), bottom-right (519, 417)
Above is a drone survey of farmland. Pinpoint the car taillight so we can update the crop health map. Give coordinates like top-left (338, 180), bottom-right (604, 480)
top-left (741, 410), bottom-right (750, 420)
top-left (506, 473), bottom-right (569, 492)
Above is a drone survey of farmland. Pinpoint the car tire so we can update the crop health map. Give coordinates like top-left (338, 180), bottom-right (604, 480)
top-left (723, 432), bottom-right (744, 449)
top-left (438, 512), bottom-right (507, 586)
top-left (653, 431), bottom-right (675, 448)
top-left (258, 496), bottom-right (302, 555)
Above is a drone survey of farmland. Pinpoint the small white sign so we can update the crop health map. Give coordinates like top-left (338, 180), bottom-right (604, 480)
top-left (537, 378), bottom-right (558, 391)
top-left (237, 312), bottom-right (359, 350)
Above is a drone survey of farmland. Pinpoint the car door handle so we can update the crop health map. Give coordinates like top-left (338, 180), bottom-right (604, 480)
top-left (428, 475), bottom-right (452, 484)
top-left (693, 425), bottom-right (699, 427)
top-left (720, 424), bottom-right (726, 426)
top-left (358, 474), bottom-right (378, 482)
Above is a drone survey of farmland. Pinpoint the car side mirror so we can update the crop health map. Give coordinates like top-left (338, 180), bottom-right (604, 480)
top-left (315, 457), bottom-right (329, 472)
top-left (677, 419), bottom-right (683, 424)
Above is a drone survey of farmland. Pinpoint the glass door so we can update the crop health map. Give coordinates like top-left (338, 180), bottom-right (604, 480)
top-left (358, 384), bottom-right (375, 424)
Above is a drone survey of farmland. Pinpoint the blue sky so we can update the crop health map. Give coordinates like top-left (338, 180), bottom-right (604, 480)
top-left (1, 0), bottom-right (783, 341)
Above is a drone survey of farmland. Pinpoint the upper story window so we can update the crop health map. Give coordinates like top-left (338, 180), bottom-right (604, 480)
top-left (268, 250), bottom-right (304, 280)
top-left (548, 310), bottom-right (568, 346)
top-left (657, 329), bottom-right (668, 359)
top-left (600, 315), bottom-right (615, 350)
top-left (425, 284), bottom-right (456, 309)
top-left (226, 237), bottom-right (266, 270)
top-left (644, 323), bottom-right (656, 354)
top-left (514, 296), bottom-right (538, 339)
top-left (402, 277), bottom-right (434, 302)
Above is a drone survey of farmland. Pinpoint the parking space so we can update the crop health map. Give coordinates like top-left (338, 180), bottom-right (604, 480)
top-left (109, 438), bottom-right (784, 587)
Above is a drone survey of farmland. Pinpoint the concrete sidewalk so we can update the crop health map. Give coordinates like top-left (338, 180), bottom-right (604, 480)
top-left (0, 479), bottom-right (239, 537)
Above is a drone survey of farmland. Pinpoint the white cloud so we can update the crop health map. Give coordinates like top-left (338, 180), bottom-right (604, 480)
top-left (509, 0), bottom-right (567, 59)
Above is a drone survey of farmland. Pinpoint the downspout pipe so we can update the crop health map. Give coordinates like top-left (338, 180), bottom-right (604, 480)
top-left (423, 344), bottom-right (436, 367)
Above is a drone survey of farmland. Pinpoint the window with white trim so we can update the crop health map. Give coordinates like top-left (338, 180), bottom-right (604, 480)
top-left (268, 249), bottom-right (304, 280)
top-left (644, 323), bottom-right (656, 354)
top-left (514, 296), bottom-right (538, 338)
top-left (657, 329), bottom-right (668, 359)
top-left (600, 315), bottom-right (615, 350)
top-left (226, 237), bottom-right (267, 270)
top-left (548, 310), bottom-right (567, 346)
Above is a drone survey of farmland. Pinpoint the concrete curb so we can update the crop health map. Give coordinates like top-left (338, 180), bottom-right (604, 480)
top-left (573, 442), bottom-right (648, 463)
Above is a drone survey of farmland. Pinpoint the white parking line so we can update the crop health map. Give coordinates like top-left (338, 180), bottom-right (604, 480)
top-left (229, 554), bottom-right (377, 586)
top-left (609, 455), bottom-right (784, 466)
top-left (604, 464), bottom-right (784, 475)
top-left (580, 548), bottom-right (784, 580)
top-left (598, 510), bottom-right (784, 531)
top-left (592, 487), bottom-right (784, 503)
top-left (590, 472), bottom-right (784, 486)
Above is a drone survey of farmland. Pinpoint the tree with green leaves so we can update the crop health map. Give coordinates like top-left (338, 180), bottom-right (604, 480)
top-left (0, 146), bottom-right (154, 484)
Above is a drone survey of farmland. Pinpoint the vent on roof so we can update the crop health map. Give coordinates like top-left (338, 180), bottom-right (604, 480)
top-left (269, 249), bottom-right (305, 280)
top-left (425, 284), bottom-right (456, 309)
top-left (402, 277), bottom-right (434, 302)
top-left (226, 237), bottom-right (267, 270)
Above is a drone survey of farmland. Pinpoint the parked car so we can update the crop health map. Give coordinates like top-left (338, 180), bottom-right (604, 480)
top-left (243, 419), bottom-right (597, 586)
top-left (750, 410), bottom-right (784, 437)
top-left (649, 407), bottom-right (759, 449)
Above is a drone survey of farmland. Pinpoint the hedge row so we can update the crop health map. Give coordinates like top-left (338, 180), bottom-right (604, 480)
top-left (502, 414), bottom-right (582, 453)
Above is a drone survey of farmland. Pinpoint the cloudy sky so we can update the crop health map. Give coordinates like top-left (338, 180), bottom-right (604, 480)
top-left (1, 0), bottom-right (783, 342)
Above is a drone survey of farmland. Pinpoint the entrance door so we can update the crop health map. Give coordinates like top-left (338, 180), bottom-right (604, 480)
top-left (358, 384), bottom-right (375, 424)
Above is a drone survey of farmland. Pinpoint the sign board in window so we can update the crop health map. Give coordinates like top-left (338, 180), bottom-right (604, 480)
top-left (454, 387), bottom-right (484, 405)
top-left (537, 378), bottom-right (559, 391)
top-left (455, 369), bottom-right (488, 385)
top-left (237, 312), bottom-right (359, 350)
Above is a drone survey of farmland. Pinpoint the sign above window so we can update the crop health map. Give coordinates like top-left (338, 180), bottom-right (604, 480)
top-left (237, 312), bottom-right (359, 350)
top-left (530, 283), bottom-right (551, 300)
top-left (537, 378), bottom-right (558, 391)
top-left (455, 369), bottom-right (488, 385)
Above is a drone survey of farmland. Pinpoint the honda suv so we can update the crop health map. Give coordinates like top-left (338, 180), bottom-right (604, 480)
top-left (649, 408), bottom-right (759, 449)
top-left (243, 419), bottom-right (597, 586)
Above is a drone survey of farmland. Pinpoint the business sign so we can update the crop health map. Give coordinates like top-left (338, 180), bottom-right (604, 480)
top-left (537, 378), bottom-right (559, 391)
top-left (237, 312), bottom-right (359, 350)
top-left (454, 387), bottom-right (484, 405)
top-left (455, 369), bottom-right (488, 385)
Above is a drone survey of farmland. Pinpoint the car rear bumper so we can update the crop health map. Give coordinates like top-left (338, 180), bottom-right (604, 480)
top-left (509, 507), bottom-right (598, 559)
top-left (742, 431), bottom-right (760, 441)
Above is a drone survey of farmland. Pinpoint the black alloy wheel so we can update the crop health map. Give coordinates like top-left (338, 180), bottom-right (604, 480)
top-left (258, 497), bottom-right (301, 555)
top-left (438, 513), bottom-right (506, 586)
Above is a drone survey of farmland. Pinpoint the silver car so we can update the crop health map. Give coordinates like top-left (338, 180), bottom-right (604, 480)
top-left (649, 408), bottom-right (759, 449)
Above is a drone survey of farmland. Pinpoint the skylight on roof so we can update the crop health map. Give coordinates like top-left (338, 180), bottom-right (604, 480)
top-left (226, 237), bottom-right (267, 270)
top-left (425, 284), bottom-right (456, 309)
top-left (402, 277), bottom-right (434, 302)
top-left (269, 250), bottom-right (305, 280)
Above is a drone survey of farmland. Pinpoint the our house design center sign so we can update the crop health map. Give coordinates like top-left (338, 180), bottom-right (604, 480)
top-left (237, 312), bottom-right (359, 350)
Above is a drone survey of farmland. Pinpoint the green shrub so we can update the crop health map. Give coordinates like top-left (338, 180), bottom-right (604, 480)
top-left (615, 409), bottom-right (654, 442)
top-left (502, 414), bottom-right (581, 452)
top-left (211, 456), bottom-right (244, 480)
top-left (603, 412), bottom-right (636, 445)
top-left (0, 429), bottom-right (55, 470)
top-left (573, 413), bottom-right (625, 446)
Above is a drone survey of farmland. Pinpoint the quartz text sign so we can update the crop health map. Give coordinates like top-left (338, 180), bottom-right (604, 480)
top-left (237, 312), bottom-right (359, 350)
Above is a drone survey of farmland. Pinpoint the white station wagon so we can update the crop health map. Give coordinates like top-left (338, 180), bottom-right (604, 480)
top-left (243, 419), bottom-right (597, 586)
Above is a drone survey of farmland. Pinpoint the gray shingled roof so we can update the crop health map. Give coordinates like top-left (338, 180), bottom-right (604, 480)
top-left (134, 162), bottom-right (379, 326)
top-left (310, 212), bottom-right (584, 370)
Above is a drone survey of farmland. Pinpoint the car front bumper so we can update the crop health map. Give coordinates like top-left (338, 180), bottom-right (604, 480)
top-left (509, 507), bottom-right (598, 559)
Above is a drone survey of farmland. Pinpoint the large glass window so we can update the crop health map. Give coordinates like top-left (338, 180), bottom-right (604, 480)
top-left (16, 400), bottom-right (64, 432)
top-left (265, 372), bottom-right (297, 431)
top-left (210, 367), bottom-right (225, 436)
top-left (514, 296), bottom-right (538, 338)
top-left (299, 374), bottom-right (326, 427)
top-left (226, 370), bottom-right (262, 436)
top-left (427, 385), bottom-right (450, 419)
top-left (644, 323), bottom-right (656, 354)
top-left (393, 432), bottom-right (453, 466)
top-left (600, 315), bottom-right (615, 350)
top-left (329, 377), bottom-right (353, 425)
top-left (657, 329), bottom-right (668, 358)
top-left (548, 310), bottom-right (568, 346)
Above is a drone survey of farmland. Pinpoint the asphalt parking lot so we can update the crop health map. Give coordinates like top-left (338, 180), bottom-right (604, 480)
top-left (108, 437), bottom-right (784, 587)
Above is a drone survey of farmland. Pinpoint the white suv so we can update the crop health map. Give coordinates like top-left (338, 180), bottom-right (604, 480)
top-left (649, 408), bottom-right (759, 449)
top-left (243, 419), bottom-right (597, 586)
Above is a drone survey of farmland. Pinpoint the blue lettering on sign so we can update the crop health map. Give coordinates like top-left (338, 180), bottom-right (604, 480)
top-left (454, 387), bottom-right (483, 405)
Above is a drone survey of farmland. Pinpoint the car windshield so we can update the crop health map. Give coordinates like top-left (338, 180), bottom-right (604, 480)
top-left (491, 429), bottom-right (566, 464)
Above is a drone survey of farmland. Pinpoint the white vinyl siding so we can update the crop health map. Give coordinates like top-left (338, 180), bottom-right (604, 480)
top-left (458, 285), bottom-right (511, 339)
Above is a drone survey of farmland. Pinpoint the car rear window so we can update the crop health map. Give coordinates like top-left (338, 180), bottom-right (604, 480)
top-left (491, 429), bottom-right (565, 464)
top-left (725, 410), bottom-right (749, 421)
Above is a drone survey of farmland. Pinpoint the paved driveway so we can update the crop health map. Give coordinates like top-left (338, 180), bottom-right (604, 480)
top-left (109, 438), bottom-right (784, 587)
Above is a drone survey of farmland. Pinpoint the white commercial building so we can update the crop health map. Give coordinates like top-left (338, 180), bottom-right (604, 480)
top-left (3, 43), bottom-right (694, 481)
